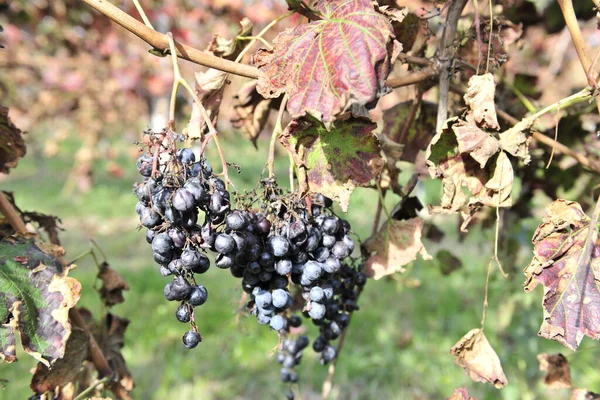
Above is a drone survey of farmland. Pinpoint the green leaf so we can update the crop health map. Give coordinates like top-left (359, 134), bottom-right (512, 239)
top-left (280, 115), bottom-right (384, 211)
top-left (0, 236), bottom-right (81, 366)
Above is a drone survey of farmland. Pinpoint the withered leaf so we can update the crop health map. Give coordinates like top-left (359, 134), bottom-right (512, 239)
top-left (498, 117), bottom-right (532, 164)
top-left (231, 81), bottom-right (280, 145)
top-left (450, 328), bottom-right (508, 389)
top-left (363, 217), bottom-right (431, 279)
top-left (452, 119), bottom-right (499, 168)
top-left (524, 199), bottom-right (600, 351)
top-left (0, 236), bottom-right (81, 366)
top-left (0, 105), bottom-right (26, 174)
top-left (537, 353), bottom-right (572, 389)
top-left (448, 387), bottom-right (476, 400)
top-left (572, 388), bottom-right (600, 400)
top-left (207, 18), bottom-right (253, 61)
top-left (253, 0), bottom-right (400, 126)
top-left (279, 115), bottom-right (384, 211)
top-left (30, 328), bottom-right (89, 394)
top-left (97, 262), bottom-right (129, 307)
top-left (463, 73), bottom-right (500, 131)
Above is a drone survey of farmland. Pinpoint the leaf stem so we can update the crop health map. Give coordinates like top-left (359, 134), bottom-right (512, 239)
top-left (131, 0), bottom-right (154, 30)
top-left (73, 375), bottom-right (111, 400)
top-left (267, 94), bottom-right (289, 179)
top-left (234, 11), bottom-right (294, 63)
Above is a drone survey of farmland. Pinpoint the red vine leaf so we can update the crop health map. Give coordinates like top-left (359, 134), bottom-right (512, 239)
top-left (0, 105), bottom-right (26, 174)
top-left (30, 328), bottom-right (89, 394)
top-left (463, 73), bottom-right (500, 131)
top-left (450, 328), bottom-right (508, 389)
top-left (252, 0), bottom-right (401, 126)
top-left (0, 236), bottom-right (81, 367)
top-left (97, 262), bottom-right (129, 307)
top-left (362, 217), bottom-right (431, 279)
top-left (279, 115), bottom-right (384, 211)
top-left (572, 388), bottom-right (600, 400)
top-left (448, 387), bottom-right (476, 400)
top-left (523, 199), bottom-right (600, 351)
top-left (537, 353), bottom-right (572, 389)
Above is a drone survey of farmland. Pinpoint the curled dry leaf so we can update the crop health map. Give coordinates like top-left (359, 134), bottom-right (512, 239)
top-left (450, 328), bottom-right (508, 389)
top-left (184, 19), bottom-right (253, 140)
top-left (537, 353), bottom-right (572, 389)
top-left (231, 81), bottom-right (281, 145)
top-left (97, 262), bottom-right (129, 307)
top-left (0, 105), bottom-right (26, 174)
top-left (362, 217), bottom-right (431, 280)
top-left (452, 118), bottom-right (500, 168)
top-left (279, 115), bottom-right (384, 211)
top-left (0, 236), bottom-right (81, 367)
top-left (463, 73), bottom-right (500, 131)
top-left (524, 199), bottom-right (600, 351)
top-left (498, 117), bottom-right (532, 164)
top-left (30, 328), bottom-right (89, 395)
top-left (252, 0), bottom-right (401, 127)
top-left (426, 118), bottom-right (514, 229)
top-left (572, 388), bottom-right (600, 400)
top-left (448, 387), bottom-right (476, 400)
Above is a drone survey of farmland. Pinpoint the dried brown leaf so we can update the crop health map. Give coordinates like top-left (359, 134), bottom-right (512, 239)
top-left (30, 328), bottom-right (89, 394)
top-left (0, 105), bottom-right (26, 174)
top-left (363, 217), bottom-right (431, 279)
top-left (537, 353), bottom-right (572, 389)
top-left (452, 119), bottom-right (500, 168)
top-left (572, 388), bottom-right (600, 400)
top-left (230, 81), bottom-right (279, 145)
top-left (448, 387), bottom-right (476, 400)
top-left (464, 73), bottom-right (500, 131)
top-left (450, 328), bottom-right (508, 389)
top-left (97, 262), bottom-right (129, 307)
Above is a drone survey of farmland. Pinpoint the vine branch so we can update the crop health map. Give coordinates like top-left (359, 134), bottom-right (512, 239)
top-left (79, 0), bottom-right (258, 79)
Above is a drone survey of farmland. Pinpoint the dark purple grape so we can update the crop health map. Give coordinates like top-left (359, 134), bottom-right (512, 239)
top-left (145, 229), bottom-right (155, 244)
top-left (322, 217), bottom-right (340, 235)
top-left (152, 188), bottom-right (172, 211)
top-left (226, 211), bottom-right (247, 230)
top-left (230, 232), bottom-right (247, 252)
top-left (258, 252), bottom-right (274, 267)
top-left (355, 271), bottom-right (367, 286)
top-left (234, 252), bottom-right (249, 267)
top-left (272, 289), bottom-right (291, 309)
top-left (258, 271), bottom-right (272, 282)
top-left (209, 191), bottom-right (228, 215)
top-left (215, 234), bottom-right (235, 254)
top-left (275, 259), bottom-right (292, 275)
top-left (303, 261), bottom-right (323, 281)
top-left (270, 314), bottom-right (285, 331)
top-left (271, 275), bottom-right (288, 289)
top-left (168, 228), bottom-right (186, 248)
top-left (296, 335), bottom-right (309, 351)
top-left (288, 314), bottom-right (302, 328)
top-left (313, 247), bottom-right (329, 262)
top-left (332, 241), bottom-right (350, 259)
top-left (153, 250), bottom-right (172, 265)
top-left (159, 265), bottom-right (171, 276)
top-left (309, 286), bottom-right (324, 302)
top-left (256, 313), bottom-right (271, 325)
top-left (176, 303), bottom-right (191, 322)
top-left (269, 236), bottom-right (290, 257)
top-left (168, 258), bottom-right (183, 274)
top-left (140, 207), bottom-right (161, 228)
top-left (321, 234), bottom-right (336, 249)
top-left (173, 188), bottom-right (195, 212)
top-left (256, 218), bottom-right (271, 235)
top-left (188, 285), bottom-right (208, 306)
top-left (321, 345), bottom-right (337, 364)
top-left (183, 179), bottom-right (205, 203)
top-left (245, 245), bottom-right (261, 262)
top-left (136, 154), bottom-right (153, 177)
top-left (152, 233), bottom-right (174, 256)
top-left (215, 253), bottom-right (233, 269)
top-left (164, 206), bottom-right (183, 224)
top-left (254, 290), bottom-right (271, 308)
top-left (342, 235), bottom-right (355, 253)
top-left (182, 209), bottom-right (198, 228)
top-left (308, 302), bottom-right (326, 320)
top-left (182, 330), bottom-right (201, 348)
top-left (323, 257), bottom-right (340, 274)
top-left (247, 261), bottom-right (261, 274)
top-left (181, 250), bottom-right (209, 274)
top-left (336, 313), bottom-right (350, 328)
top-left (280, 368), bottom-right (292, 383)
top-left (177, 148), bottom-right (196, 164)
top-left (169, 276), bottom-right (192, 301)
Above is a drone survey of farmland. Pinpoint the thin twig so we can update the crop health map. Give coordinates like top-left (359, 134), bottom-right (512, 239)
top-left (321, 286), bottom-right (364, 400)
top-left (79, 0), bottom-right (258, 78)
top-left (267, 94), bottom-right (289, 179)
top-left (436, 0), bottom-right (469, 133)
top-left (387, 68), bottom-right (437, 89)
top-left (545, 106), bottom-right (561, 169)
top-left (131, 0), bottom-right (154, 29)
top-left (0, 192), bottom-right (28, 233)
top-left (73, 376), bottom-right (111, 400)
top-left (234, 11), bottom-right (294, 63)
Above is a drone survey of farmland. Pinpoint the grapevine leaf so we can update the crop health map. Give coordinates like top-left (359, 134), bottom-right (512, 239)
top-left (463, 73), bottom-right (500, 131)
top-left (523, 199), bottom-right (600, 351)
top-left (450, 328), bottom-right (508, 389)
top-left (537, 353), bottom-right (572, 389)
top-left (447, 387), bottom-right (475, 400)
top-left (184, 19), bottom-right (253, 140)
top-left (572, 388), bottom-right (600, 399)
top-left (0, 105), bottom-right (26, 174)
top-left (97, 262), bottom-right (129, 307)
top-left (279, 115), bottom-right (384, 211)
top-left (30, 328), bottom-right (89, 394)
top-left (0, 236), bottom-right (81, 366)
top-left (498, 117), bottom-right (532, 164)
top-left (452, 119), bottom-right (499, 168)
top-left (252, 0), bottom-right (401, 126)
top-left (231, 81), bottom-right (280, 145)
top-left (425, 119), bottom-right (514, 229)
top-left (381, 100), bottom-right (437, 163)
top-left (362, 217), bottom-right (431, 280)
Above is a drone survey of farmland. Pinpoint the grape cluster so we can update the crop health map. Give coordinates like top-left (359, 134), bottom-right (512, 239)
top-left (134, 131), bottom-right (230, 348)
top-left (133, 133), bottom-right (368, 397)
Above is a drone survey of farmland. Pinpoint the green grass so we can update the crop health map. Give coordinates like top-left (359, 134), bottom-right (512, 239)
top-left (0, 134), bottom-right (597, 400)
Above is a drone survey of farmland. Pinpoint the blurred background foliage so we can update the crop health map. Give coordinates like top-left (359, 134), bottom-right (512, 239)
top-left (2, 0), bottom-right (600, 399)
